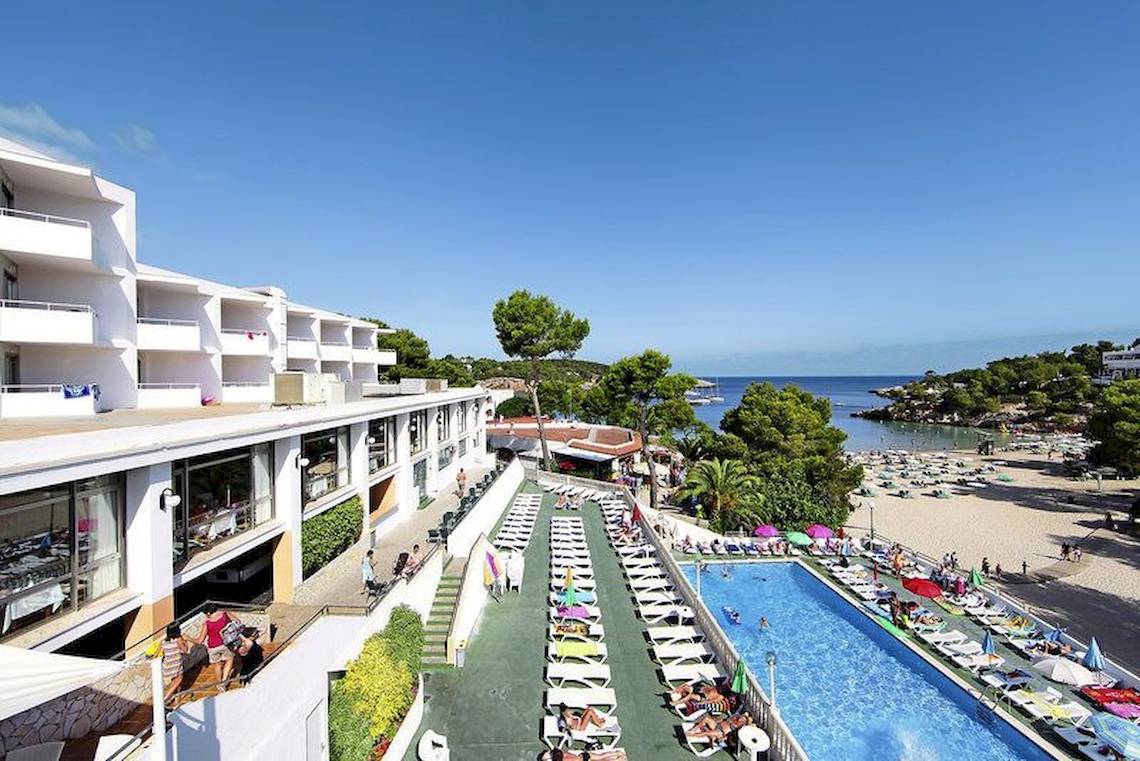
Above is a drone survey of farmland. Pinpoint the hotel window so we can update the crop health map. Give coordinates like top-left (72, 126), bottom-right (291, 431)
top-left (458, 438), bottom-right (468, 459)
top-left (301, 427), bottom-right (351, 506)
top-left (368, 416), bottom-right (397, 473)
top-left (437, 405), bottom-right (451, 442)
top-left (172, 444), bottom-right (274, 570)
top-left (409, 410), bottom-right (428, 455)
top-left (0, 473), bottom-right (125, 640)
top-left (458, 401), bottom-right (469, 433)
top-left (412, 459), bottom-right (428, 502)
top-left (438, 444), bottom-right (456, 471)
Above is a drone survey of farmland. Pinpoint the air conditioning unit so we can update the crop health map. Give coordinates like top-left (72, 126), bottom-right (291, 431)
top-left (274, 372), bottom-right (345, 405)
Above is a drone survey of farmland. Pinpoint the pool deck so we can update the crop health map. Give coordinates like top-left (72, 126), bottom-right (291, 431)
top-left (405, 483), bottom-right (706, 759)
top-left (677, 552), bottom-right (1085, 760)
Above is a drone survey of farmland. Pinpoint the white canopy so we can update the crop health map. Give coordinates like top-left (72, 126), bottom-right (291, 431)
top-left (0, 644), bottom-right (126, 721)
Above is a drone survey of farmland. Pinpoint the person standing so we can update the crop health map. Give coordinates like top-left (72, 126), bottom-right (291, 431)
top-left (362, 549), bottom-right (380, 595)
top-left (456, 467), bottom-right (467, 498)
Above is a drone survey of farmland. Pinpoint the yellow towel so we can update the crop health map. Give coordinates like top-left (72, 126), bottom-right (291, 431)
top-left (557, 641), bottom-right (599, 658)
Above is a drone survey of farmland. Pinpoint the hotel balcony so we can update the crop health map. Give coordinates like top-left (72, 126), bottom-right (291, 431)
top-left (220, 328), bottom-right (271, 356)
top-left (0, 299), bottom-right (97, 345)
top-left (287, 336), bottom-right (320, 360)
top-left (352, 347), bottom-right (396, 365)
top-left (137, 382), bottom-right (201, 408)
top-left (136, 317), bottom-right (201, 352)
top-left (320, 340), bottom-right (352, 363)
top-left (0, 207), bottom-right (93, 267)
top-left (221, 381), bottom-right (273, 404)
top-left (0, 383), bottom-right (97, 418)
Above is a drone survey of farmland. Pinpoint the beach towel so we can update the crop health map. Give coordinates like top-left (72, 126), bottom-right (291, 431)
top-left (555, 641), bottom-right (599, 658)
top-left (556, 605), bottom-right (589, 620)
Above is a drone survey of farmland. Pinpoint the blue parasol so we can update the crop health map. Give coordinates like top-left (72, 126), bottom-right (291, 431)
top-left (1082, 637), bottom-right (1105, 672)
top-left (982, 630), bottom-right (996, 656)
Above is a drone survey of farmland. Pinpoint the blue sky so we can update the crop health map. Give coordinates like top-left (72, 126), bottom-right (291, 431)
top-left (3, 2), bottom-right (1138, 373)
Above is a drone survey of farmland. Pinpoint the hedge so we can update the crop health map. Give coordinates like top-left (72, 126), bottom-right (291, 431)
top-left (382, 605), bottom-right (425, 675)
top-left (301, 495), bottom-right (363, 579)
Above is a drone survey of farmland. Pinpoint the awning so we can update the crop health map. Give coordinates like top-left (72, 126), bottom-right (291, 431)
top-left (0, 644), bottom-right (126, 721)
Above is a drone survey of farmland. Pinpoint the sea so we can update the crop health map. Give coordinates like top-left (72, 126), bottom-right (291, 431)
top-left (689, 376), bottom-right (1003, 453)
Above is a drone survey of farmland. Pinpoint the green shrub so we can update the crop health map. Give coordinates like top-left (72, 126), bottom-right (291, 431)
top-left (301, 496), bottom-right (363, 578)
top-left (328, 680), bottom-right (375, 761)
top-left (340, 635), bottom-right (414, 741)
top-left (382, 605), bottom-right (425, 674)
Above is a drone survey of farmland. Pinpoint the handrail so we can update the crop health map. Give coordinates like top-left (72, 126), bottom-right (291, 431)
top-left (138, 316), bottom-right (198, 327)
top-left (286, 335), bottom-right (317, 342)
top-left (0, 384), bottom-right (92, 394)
top-left (139, 382), bottom-right (200, 390)
top-left (0, 298), bottom-right (92, 312)
top-left (221, 381), bottom-right (270, 387)
top-left (0, 206), bottom-right (90, 228)
top-left (220, 327), bottom-right (268, 336)
top-left (321, 339), bottom-right (350, 346)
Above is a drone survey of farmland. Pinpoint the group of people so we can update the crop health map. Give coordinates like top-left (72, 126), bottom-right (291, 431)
top-left (362, 543), bottom-right (424, 596)
top-left (666, 680), bottom-right (755, 745)
top-left (885, 594), bottom-right (942, 630)
top-left (554, 492), bottom-right (586, 510)
top-left (160, 603), bottom-right (264, 704)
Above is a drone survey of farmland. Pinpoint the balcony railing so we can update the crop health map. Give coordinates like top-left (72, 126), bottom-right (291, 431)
top-left (137, 317), bottom-right (201, 352)
top-left (286, 335), bottom-right (319, 360)
top-left (0, 207), bottom-right (93, 264)
top-left (139, 316), bottom-right (197, 326)
top-left (320, 339), bottom-right (352, 362)
top-left (0, 299), bottom-right (97, 345)
top-left (220, 328), bottom-right (270, 356)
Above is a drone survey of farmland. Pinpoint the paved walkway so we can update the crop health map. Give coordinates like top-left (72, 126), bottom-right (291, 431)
top-left (292, 468), bottom-right (489, 608)
top-left (999, 554), bottom-right (1094, 585)
top-left (406, 483), bottom-right (697, 760)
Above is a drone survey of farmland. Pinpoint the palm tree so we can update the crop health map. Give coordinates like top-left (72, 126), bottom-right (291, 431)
top-left (678, 459), bottom-right (760, 533)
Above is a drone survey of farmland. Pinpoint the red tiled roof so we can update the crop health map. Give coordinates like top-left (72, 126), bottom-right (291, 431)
top-left (487, 420), bottom-right (642, 458)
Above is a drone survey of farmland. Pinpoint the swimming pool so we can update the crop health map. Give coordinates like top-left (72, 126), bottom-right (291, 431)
top-left (682, 562), bottom-right (1055, 761)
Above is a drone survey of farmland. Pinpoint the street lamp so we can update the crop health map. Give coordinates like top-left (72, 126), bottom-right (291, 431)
top-left (766, 650), bottom-right (778, 712)
top-left (867, 499), bottom-right (876, 546)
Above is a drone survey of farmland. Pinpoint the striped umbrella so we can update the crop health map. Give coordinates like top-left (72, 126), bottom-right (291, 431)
top-left (1089, 712), bottom-right (1140, 758)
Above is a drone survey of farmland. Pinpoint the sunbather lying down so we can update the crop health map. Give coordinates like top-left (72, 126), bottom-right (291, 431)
top-left (541, 749), bottom-right (628, 761)
top-left (559, 704), bottom-right (607, 732)
top-left (669, 682), bottom-right (731, 713)
top-left (686, 712), bottom-right (753, 742)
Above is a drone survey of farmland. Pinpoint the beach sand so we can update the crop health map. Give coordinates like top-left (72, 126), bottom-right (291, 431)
top-left (847, 449), bottom-right (1140, 673)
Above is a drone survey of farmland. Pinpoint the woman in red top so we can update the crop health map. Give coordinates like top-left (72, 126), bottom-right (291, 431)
top-left (193, 603), bottom-right (239, 681)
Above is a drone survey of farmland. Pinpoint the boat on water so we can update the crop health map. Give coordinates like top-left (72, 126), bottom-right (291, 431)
top-left (687, 378), bottom-right (724, 405)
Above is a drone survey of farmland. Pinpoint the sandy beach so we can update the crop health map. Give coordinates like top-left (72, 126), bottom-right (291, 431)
top-left (847, 449), bottom-right (1140, 673)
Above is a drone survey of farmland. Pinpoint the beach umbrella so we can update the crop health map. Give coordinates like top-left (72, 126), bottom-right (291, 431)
top-left (785, 531), bottom-right (812, 547)
top-left (805, 524), bottom-right (834, 539)
top-left (1033, 656), bottom-right (1097, 686)
top-left (968, 568), bottom-right (984, 587)
top-left (730, 660), bottom-right (748, 694)
top-left (902, 578), bottom-right (943, 599)
top-left (1089, 712), bottom-right (1140, 759)
top-left (754, 524), bottom-right (779, 538)
top-left (564, 565), bottom-right (574, 588)
top-left (562, 581), bottom-right (578, 607)
top-left (484, 551), bottom-right (500, 587)
top-left (632, 503), bottom-right (643, 524)
top-left (1082, 637), bottom-right (1106, 672)
top-left (981, 631), bottom-right (996, 656)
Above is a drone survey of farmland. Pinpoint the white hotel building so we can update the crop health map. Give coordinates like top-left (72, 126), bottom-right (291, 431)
top-left (0, 136), bottom-right (492, 660)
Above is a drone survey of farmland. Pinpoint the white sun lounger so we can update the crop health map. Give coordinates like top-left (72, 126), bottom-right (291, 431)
top-left (629, 577), bottom-right (673, 593)
top-left (548, 622), bottom-right (606, 642)
top-left (621, 556), bottom-right (659, 569)
top-left (661, 662), bottom-right (726, 687)
top-left (919, 629), bottom-right (968, 647)
top-left (639, 604), bottom-right (694, 624)
top-left (552, 556), bottom-right (593, 569)
top-left (551, 576), bottom-right (596, 591)
top-left (549, 605), bottom-right (602, 623)
top-left (547, 641), bottom-right (609, 664)
top-left (646, 625), bottom-right (703, 646)
top-left (551, 564), bottom-right (595, 578)
top-left (682, 720), bottom-right (729, 758)
top-left (546, 662), bottom-right (613, 688)
top-left (634, 589), bottom-right (680, 607)
top-left (653, 642), bottom-right (714, 666)
top-left (545, 687), bottom-right (618, 712)
top-left (541, 715), bottom-right (622, 749)
top-left (615, 544), bottom-right (652, 558)
top-left (625, 565), bottom-right (665, 580)
top-left (952, 653), bottom-right (1004, 673)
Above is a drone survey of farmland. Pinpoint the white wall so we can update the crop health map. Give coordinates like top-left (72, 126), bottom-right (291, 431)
top-left (446, 459), bottom-right (522, 557)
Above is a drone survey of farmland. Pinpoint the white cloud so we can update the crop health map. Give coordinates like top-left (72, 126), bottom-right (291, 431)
top-left (114, 124), bottom-right (157, 154)
top-left (0, 103), bottom-right (94, 163)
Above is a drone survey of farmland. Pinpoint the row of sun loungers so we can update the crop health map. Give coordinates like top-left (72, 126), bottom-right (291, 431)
top-left (493, 493), bottom-right (542, 552)
top-left (543, 481), bottom-right (617, 503)
top-left (545, 513), bottom-right (624, 751)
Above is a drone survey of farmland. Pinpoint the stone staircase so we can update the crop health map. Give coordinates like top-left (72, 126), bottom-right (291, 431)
top-left (423, 565), bottom-right (463, 668)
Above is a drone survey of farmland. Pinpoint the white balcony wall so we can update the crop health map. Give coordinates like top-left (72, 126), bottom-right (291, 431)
top-left (0, 301), bottom-right (96, 345)
top-left (287, 337), bottom-right (319, 360)
top-left (15, 181), bottom-right (136, 272)
top-left (137, 319), bottom-right (200, 351)
top-left (220, 329), bottom-right (270, 355)
top-left (351, 347), bottom-right (383, 364)
top-left (375, 349), bottom-right (397, 366)
top-left (0, 210), bottom-right (92, 265)
top-left (0, 385), bottom-right (96, 418)
top-left (139, 352), bottom-right (219, 401)
top-left (320, 342), bottom-right (352, 363)
top-left (137, 384), bottom-right (201, 409)
top-left (221, 382), bottom-right (273, 404)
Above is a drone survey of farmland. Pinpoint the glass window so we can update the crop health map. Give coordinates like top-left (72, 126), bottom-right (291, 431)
top-left (437, 405), bottom-right (451, 442)
top-left (458, 438), bottom-right (468, 459)
top-left (409, 410), bottom-right (428, 455)
top-left (458, 401), bottom-right (469, 433)
top-left (438, 444), bottom-right (456, 471)
top-left (368, 416), bottom-right (396, 473)
top-left (0, 474), bottom-right (125, 641)
top-left (172, 444), bottom-right (274, 569)
top-left (412, 459), bottom-right (428, 502)
top-left (301, 427), bottom-right (350, 506)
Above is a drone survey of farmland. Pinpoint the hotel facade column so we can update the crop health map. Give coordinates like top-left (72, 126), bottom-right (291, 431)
top-left (123, 463), bottom-right (175, 656)
top-left (271, 434), bottom-right (303, 603)
top-left (350, 421), bottom-right (369, 540)
top-left (395, 412), bottom-right (415, 520)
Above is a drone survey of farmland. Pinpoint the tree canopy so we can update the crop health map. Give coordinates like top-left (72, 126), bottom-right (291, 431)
top-left (1088, 379), bottom-right (1140, 476)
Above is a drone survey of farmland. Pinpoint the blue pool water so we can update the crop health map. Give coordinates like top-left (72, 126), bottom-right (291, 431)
top-left (682, 562), bottom-right (1052, 761)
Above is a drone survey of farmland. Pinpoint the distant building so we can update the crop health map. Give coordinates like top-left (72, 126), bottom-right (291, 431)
top-left (487, 417), bottom-right (641, 477)
top-left (1098, 346), bottom-right (1140, 384)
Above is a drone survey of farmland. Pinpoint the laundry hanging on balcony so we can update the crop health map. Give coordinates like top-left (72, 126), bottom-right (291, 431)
top-left (61, 383), bottom-right (99, 400)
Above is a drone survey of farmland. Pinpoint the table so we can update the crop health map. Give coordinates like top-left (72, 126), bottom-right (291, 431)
top-left (737, 725), bottom-right (770, 761)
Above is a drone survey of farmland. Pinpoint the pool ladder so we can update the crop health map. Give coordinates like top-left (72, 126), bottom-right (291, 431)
top-left (976, 690), bottom-right (999, 726)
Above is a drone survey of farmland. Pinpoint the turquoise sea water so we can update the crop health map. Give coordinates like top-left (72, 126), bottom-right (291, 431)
top-left (682, 562), bottom-right (1052, 761)
top-left (690, 375), bottom-right (1005, 452)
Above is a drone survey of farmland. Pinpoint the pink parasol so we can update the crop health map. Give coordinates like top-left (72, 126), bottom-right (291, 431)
top-left (805, 524), bottom-right (834, 539)
top-left (754, 524), bottom-right (779, 538)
